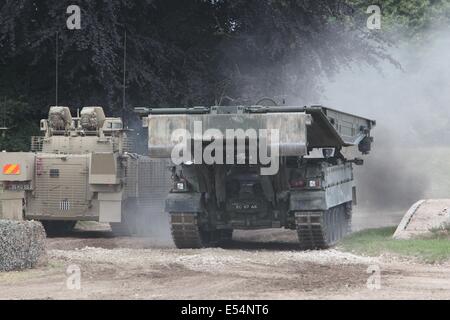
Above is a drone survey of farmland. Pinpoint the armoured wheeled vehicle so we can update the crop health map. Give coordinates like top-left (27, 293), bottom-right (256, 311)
top-left (0, 106), bottom-right (171, 236)
top-left (135, 104), bottom-right (375, 249)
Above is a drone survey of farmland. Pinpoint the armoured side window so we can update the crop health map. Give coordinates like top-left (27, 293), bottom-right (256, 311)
top-left (49, 169), bottom-right (60, 177)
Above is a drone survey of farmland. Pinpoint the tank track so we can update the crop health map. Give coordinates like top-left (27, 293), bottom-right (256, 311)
top-left (170, 212), bottom-right (205, 248)
top-left (170, 212), bottom-right (234, 249)
top-left (295, 203), bottom-right (351, 250)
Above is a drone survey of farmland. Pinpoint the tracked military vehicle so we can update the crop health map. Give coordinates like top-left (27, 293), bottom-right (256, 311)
top-left (0, 106), bottom-right (171, 236)
top-left (136, 104), bottom-right (375, 249)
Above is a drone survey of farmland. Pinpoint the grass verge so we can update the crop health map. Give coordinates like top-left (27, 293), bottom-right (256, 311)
top-left (338, 227), bottom-right (450, 263)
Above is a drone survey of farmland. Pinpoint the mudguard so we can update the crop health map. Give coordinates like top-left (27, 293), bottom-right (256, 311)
top-left (290, 183), bottom-right (353, 212)
top-left (165, 192), bottom-right (203, 213)
top-left (290, 191), bottom-right (327, 211)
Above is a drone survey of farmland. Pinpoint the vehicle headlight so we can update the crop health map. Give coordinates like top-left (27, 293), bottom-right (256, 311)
top-left (176, 182), bottom-right (185, 190)
top-left (174, 180), bottom-right (188, 192)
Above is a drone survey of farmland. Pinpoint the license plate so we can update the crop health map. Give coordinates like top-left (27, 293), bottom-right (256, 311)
top-left (230, 202), bottom-right (259, 210)
top-left (3, 183), bottom-right (32, 191)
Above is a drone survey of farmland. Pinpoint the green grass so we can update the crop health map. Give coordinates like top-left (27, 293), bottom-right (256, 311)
top-left (339, 227), bottom-right (450, 263)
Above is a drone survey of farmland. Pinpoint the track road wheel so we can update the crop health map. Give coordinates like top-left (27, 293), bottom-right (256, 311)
top-left (170, 212), bottom-right (219, 249)
top-left (41, 220), bottom-right (76, 237)
top-left (295, 202), bottom-right (352, 250)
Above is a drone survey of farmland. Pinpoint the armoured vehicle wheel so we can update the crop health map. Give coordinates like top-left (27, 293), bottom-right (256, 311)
top-left (41, 220), bottom-right (76, 237)
top-left (295, 202), bottom-right (352, 250)
top-left (170, 212), bottom-right (221, 248)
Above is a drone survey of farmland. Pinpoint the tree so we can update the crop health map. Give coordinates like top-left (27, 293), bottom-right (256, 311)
top-left (1, 0), bottom-right (444, 151)
top-left (0, 98), bottom-right (39, 151)
top-left (211, 0), bottom-right (393, 103)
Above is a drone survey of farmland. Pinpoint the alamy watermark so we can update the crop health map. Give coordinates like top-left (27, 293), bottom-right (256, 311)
top-left (170, 121), bottom-right (280, 175)
top-left (66, 264), bottom-right (81, 290)
top-left (367, 5), bottom-right (381, 30)
top-left (66, 5), bottom-right (81, 30)
top-left (64, 4), bottom-right (379, 31)
top-left (366, 264), bottom-right (381, 290)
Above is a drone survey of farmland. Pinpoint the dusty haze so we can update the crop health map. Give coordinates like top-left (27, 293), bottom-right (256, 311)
top-left (321, 27), bottom-right (450, 226)
top-left (130, 26), bottom-right (450, 238)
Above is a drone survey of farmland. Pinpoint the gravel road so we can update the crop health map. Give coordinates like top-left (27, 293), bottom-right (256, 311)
top-left (0, 226), bottom-right (449, 300)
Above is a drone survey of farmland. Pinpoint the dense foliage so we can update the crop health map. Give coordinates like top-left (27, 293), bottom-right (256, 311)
top-left (0, 0), bottom-right (447, 150)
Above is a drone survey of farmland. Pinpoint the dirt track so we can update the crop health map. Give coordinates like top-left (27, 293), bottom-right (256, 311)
top-left (0, 227), bottom-right (449, 300)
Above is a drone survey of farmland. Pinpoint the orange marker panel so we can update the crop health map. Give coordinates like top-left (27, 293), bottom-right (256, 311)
top-left (3, 164), bottom-right (21, 175)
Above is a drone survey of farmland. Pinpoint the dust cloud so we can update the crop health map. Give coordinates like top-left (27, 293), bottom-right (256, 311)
top-left (321, 27), bottom-right (450, 222)
top-left (130, 26), bottom-right (450, 235)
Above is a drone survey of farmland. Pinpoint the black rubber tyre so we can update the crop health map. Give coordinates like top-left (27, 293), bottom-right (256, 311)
top-left (41, 220), bottom-right (77, 237)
